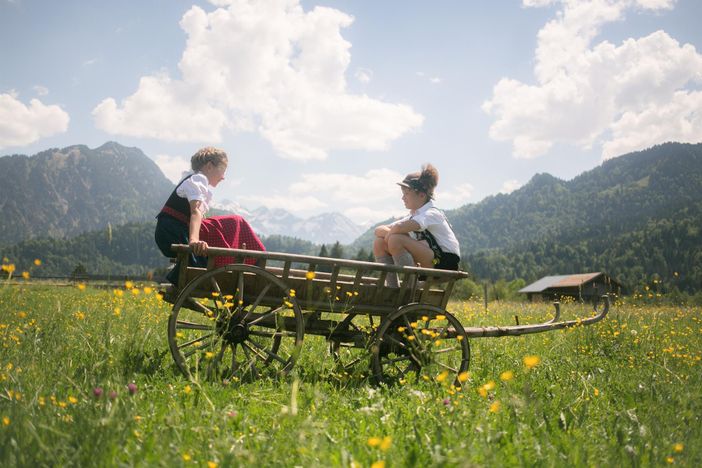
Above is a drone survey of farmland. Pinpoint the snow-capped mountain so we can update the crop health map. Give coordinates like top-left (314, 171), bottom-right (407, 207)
top-left (211, 202), bottom-right (366, 245)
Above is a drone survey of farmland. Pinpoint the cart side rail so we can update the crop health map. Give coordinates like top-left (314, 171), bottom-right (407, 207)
top-left (169, 244), bottom-right (468, 312)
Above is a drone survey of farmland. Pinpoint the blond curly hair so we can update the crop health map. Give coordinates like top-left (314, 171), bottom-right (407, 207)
top-left (191, 147), bottom-right (228, 171)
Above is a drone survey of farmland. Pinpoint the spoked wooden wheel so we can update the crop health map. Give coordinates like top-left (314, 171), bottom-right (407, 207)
top-left (168, 264), bottom-right (304, 382)
top-left (328, 313), bottom-right (377, 378)
top-left (371, 304), bottom-right (469, 387)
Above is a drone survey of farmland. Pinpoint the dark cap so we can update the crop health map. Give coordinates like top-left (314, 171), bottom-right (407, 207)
top-left (397, 174), bottom-right (433, 198)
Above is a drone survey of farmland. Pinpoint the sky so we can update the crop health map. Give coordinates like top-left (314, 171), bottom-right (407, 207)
top-left (2, 0), bottom-right (701, 225)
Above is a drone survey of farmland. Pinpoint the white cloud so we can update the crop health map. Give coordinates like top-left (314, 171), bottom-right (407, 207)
top-left (355, 68), bottom-right (373, 84)
top-left (0, 93), bottom-right (69, 149)
top-left (343, 206), bottom-right (404, 226)
top-left (483, 0), bottom-right (702, 160)
top-left (435, 182), bottom-right (474, 207)
top-left (33, 85), bottom-right (49, 96)
top-left (93, 0), bottom-right (423, 160)
top-left (154, 153), bottom-right (191, 183)
top-left (289, 168), bottom-right (403, 202)
top-left (500, 179), bottom-right (522, 194)
top-left (239, 194), bottom-right (327, 213)
top-left (416, 71), bottom-right (442, 84)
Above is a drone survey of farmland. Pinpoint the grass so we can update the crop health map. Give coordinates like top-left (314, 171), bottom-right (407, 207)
top-left (0, 281), bottom-right (700, 467)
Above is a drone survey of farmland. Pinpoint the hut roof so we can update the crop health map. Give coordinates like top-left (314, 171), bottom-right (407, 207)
top-left (518, 272), bottom-right (605, 293)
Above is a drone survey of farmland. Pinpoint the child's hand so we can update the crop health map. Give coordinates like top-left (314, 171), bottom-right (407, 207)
top-left (189, 240), bottom-right (209, 256)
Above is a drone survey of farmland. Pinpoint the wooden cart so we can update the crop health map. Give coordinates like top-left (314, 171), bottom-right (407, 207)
top-left (162, 245), bottom-right (610, 385)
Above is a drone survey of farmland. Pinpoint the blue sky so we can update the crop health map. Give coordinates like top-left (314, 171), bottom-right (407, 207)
top-left (2, 0), bottom-right (701, 224)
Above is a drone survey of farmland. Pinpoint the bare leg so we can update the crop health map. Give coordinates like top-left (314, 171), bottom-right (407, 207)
top-left (387, 234), bottom-right (434, 268)
top-left (373, 236), bottom-right (398, 287)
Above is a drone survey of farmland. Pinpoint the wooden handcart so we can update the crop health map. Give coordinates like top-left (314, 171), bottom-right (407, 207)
top-left (162, 245), bottom-right (609, 385)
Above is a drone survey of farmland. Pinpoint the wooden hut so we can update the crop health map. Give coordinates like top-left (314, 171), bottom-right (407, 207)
top-left (518, 272), bottom-right (621, 302)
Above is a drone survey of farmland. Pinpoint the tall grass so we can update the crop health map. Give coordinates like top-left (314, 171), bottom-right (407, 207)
top-left (0, 282), bottom-right (700, 466)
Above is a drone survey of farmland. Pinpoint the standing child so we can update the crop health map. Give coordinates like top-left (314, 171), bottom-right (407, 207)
top-left (154, 147), bottom-right (265, 283)
top-left (373, 163), bottom-right (460, 287)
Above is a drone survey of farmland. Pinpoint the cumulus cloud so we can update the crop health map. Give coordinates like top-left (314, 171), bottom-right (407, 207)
top-left (33, 85), bottom-right (49, 96)
top-left (500, 179), bottom-right (522, 194)
top-left (435, 182), bottom-right (474, 207)
top-left (93, 0), bottom-right (423, 160)
top-left (483, 0), bottom-right (702, 160)
top-left (154, 153), bottom-right (191, 183)
top-left (355, 68), bottom-right (373, 84)
top-left (238, 194), bottom-right (328, 213)
top-left (0, 93), bottom-right (69, 149)
top-left (289, 168), bottom-right (403, 202)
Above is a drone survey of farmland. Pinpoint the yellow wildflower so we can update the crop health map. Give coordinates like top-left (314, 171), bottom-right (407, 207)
top-left (21, 271), bottom-right (30, 279)
top-left (523, 355), bottom-right (540, 369)
top-left (77, 283), bottom-right (86, 291)
top-left (370, 461), bottom-right (385, 468)
top-left (184, 385), bottom-right (192, 394)
top-left (380, 436), bottom-right (392, 451)
top-left (500, 370), bottom-right (514, 381)
top-left (2, 416), bottom-right (10, 426)
top-left (458, 371), bottom-right (470, 383)
top-left (673, 443), bottom-right (683, 453)
top-left (436, 370), bottom-right (449, 383)
top-left (367, 436), bottom-right (381, 447)
top-left (125, 280), bottom-right (134, 289)
top-left (208, 462), bottom-right (218, 468)
top-left (489, 401), bottom-right (501, 413)
top-left (34, 259), bottom-right (42, 266)
top-left (182, 453), bottom-right (191, 462)
top-left (68, 396), bottom-right (78, 404)
top-left (305, 271), bottom-right (316, 280)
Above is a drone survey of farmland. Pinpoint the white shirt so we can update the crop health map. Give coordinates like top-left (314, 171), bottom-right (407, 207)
top-left (391, 201), bottom-right (460, 255)
top-left (176, 173), bottom-right (212, 215)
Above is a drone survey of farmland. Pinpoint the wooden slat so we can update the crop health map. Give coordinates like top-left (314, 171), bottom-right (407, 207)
top-left (441, 279), bottom-right (456, 309)
top-left (282, 261), bottom-right (291, 281)
top-left (328, 265), bottom-right (341, 294)
top-left (374, 271), bottom-right (388, 303)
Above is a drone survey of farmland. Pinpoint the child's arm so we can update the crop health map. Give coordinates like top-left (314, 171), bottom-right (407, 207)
top-left (188, 200), bottom-right (208, 256)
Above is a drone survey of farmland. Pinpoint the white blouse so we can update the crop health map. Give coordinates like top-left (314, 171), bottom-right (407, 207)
top-left (176, 173), bottom-right (213, 215)
top-left (391, 200), bottom-right (461, 255)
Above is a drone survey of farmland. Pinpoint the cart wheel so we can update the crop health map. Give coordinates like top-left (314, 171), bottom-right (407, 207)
top-left (371, 304), bottom-right (469, 387)
top-left (168, 263), bottom-right (304, 382)
top-left (328, 313), bottom-right (378, 378)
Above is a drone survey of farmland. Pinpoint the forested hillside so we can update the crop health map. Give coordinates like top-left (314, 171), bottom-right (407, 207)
top-left (1, 222), bottom-right (320, 279)
top-left (0, 142), bottom-right (173, 246)
top-left (449, 143), bottom-right (702, 291)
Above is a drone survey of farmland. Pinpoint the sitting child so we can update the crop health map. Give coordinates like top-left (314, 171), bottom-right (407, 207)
top-left (154, 147), bottom-right (265, 284)
top-left (373, 163), bottom-right (460, 287)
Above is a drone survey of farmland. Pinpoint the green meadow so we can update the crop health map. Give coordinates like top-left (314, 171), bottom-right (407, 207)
top-left (1, 281), bottom-right (700, 467)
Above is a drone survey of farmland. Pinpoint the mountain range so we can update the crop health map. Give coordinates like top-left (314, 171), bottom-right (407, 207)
top-left (0, 142), bottom-right (365, 247)
top-left (2, 141), bottom-right (701, 292)
top-left (0, 142), bottom-right (173, 246)
top-left (212, 202), bottom-right (365, 245)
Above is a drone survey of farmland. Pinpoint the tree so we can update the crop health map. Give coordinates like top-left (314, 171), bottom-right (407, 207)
top-left (329, 241), bottom-right (344, 259)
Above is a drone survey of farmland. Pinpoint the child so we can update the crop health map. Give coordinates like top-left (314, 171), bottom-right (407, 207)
top-left (154, 147), bottom-right (265, 284)
top-left (373, 163), bottom-right (460, 287)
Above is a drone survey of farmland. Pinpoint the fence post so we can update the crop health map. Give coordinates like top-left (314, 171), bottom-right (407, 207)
top-left (483, 283), bottom-right (488, 312)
